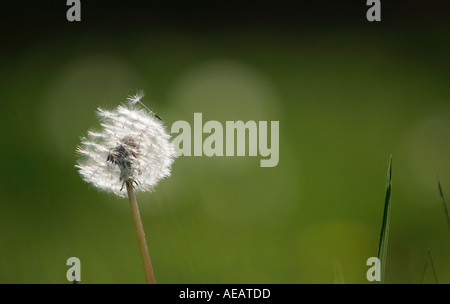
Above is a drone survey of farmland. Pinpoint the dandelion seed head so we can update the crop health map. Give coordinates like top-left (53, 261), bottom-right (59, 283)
top-left (76, 91), bottom-right (176, 197)
top-left (126, 90), bottom-right (145, 106)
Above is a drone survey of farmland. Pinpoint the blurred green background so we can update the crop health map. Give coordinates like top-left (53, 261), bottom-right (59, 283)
top-left (1, 1), bottom-right (449, 283)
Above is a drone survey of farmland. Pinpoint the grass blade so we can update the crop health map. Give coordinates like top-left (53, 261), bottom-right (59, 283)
top-left (332, 258), bottom-right (345, 284)
top-left (376, 155), bottom-right (392, 284)
top-left (437, 176), bottom-right (450, 237)
top-left (427, 248), bottom-right (439, 284)
top-left (420, 262), bottom-right (428, 284)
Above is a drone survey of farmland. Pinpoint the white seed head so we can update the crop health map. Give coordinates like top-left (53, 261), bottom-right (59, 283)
top-left (76, 92), bottom-right (176, 197)
top-left (126, 90), bottom-right (145, 107)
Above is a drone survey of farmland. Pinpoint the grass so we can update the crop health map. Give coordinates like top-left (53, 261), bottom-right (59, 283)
top-left (420, 249), bottom-right (439, 284)
top-left (332, 258), bottom-right (345, 284)
top-left (437, 176), bottom-right (450, 237)
top-left (376, 155), bottom-right (392, 284)
top-left (420, 262), bottom-right (428, 284)
top-left (427, 248), bottom-right (439, 284)
top-left (373, 158), bottom-right (450, 284)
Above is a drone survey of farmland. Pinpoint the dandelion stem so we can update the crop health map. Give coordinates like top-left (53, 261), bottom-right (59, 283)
top-left (126, 181), bottom-right (156, 284)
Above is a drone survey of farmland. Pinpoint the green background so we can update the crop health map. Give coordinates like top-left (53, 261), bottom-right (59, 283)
top-left (1, 2), bottom-right (449, 283)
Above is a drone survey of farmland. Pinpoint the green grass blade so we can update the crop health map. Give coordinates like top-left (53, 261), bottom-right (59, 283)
top-left (332, 258), bottom-right (345, 284)
top-left (420, 262), bottom-right (428, 284)
top-left (437, 176), bottom-right (450, 237)
top-left (376, 155), bottom-right (392, 284)
top-left (427, 248), bottom-right (439, 284)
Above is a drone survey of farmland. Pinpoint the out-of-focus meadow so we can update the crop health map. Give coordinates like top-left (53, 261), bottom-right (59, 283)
top-left (0, 2), bottom-right (449, 283)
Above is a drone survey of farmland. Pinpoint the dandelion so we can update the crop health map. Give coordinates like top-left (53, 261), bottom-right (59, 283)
top-left (76, 91), bottom-right (176, 283)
